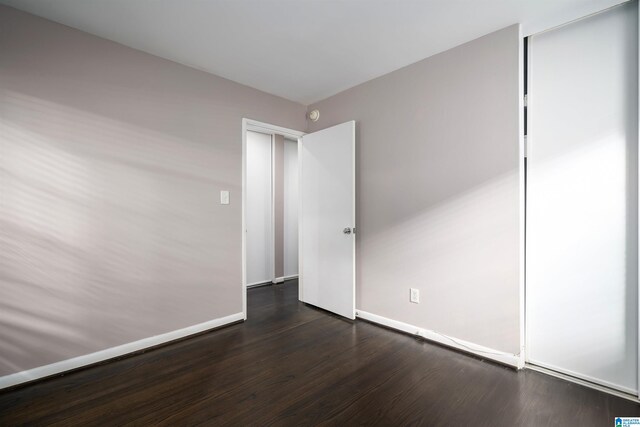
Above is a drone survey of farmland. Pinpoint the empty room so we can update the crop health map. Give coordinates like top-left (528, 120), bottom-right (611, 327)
top-left (0, 0), bottom-right (639, 425)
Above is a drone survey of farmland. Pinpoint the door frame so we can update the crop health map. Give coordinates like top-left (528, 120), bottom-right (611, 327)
top-left (242, 118), bottom-right (305, 319)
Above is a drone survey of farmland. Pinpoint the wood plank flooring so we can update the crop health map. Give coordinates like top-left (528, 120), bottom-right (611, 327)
top-left (1, 279), bottom-right (638, 426)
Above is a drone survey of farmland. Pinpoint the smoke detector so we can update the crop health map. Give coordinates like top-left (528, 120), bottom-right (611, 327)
top-left (308, 109), bottom-right (320, 122)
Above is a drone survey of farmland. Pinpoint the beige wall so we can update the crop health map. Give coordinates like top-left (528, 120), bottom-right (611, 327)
top-left (307, 25), bottom-right (522, 353)
top-left (0, 5), bottom-right (306, 376)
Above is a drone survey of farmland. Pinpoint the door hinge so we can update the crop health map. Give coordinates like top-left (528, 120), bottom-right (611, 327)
top-left (524, 135), bottom-right (528, 157)
top-left (524, 94), bottom-right (528, 107)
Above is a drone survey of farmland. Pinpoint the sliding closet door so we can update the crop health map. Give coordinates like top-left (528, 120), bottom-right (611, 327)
top-left (527, 1), bottom-right (638, 394)
top-left (246, 131), bottom-right (273, 286)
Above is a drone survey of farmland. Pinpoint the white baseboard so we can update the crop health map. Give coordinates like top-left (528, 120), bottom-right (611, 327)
top-left (247, 280), bottom-right (272, 288)
top-left (248, 275), bottom-right (297, 288)
top-left (273, 274), bottom-right (298, 284)
top-left (271, 274), bottom-right (298, 284)
top-left (0, 312), bottom-right (244, 390)
top-left (356, 310), bottom-right (521, 368)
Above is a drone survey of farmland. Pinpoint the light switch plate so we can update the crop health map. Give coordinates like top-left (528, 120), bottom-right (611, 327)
top-left (410, 288), bottom-right (420, 304)
top-left (220, 190), bottom-right (230, 205)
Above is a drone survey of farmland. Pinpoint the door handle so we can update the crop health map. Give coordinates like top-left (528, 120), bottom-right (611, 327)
top-left (343, 227), bottom-right (352, 234)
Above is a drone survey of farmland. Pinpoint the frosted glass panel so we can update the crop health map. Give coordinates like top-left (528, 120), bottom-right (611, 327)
top-left (527, 2), bottom-right (638, 393)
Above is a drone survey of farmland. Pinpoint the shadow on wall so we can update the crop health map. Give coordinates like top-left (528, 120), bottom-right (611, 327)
top-left (359, 125), bottom-right (636, 376)
top-left (0, 90), bottom-right (238, 376)
top-left (359, 166), bottom-right (520, 350)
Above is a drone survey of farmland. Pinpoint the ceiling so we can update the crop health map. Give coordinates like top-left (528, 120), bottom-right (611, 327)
top-left (0, 0), bottom-right (626, 104)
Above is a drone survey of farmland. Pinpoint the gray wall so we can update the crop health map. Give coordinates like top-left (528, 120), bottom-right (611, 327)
top-left (307, 25), bottom-right (522, 353)
top-left (0, 5), bottom-right (306, 376)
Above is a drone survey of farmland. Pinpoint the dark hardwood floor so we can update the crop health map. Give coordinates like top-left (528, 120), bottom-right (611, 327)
top-left (1, 279), bottom-right (638, 426)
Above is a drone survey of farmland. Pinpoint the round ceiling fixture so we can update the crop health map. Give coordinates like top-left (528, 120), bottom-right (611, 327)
top-left (308, 109), bottom-right (320, 122)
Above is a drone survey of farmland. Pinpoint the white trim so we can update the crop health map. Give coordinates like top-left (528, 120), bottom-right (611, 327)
top-left (246, 122), bottom-right (304, 140)
top-left (637, 0), bottom-right (640, 399)
top-left (523, 0), bottom-right (629, 36)
top-left (272, 274), bottom-right (298, 284)
top-left (524, 32), bottom-right (533, 370)
top-left (270, 134), bottom-right (276, 284)
top-left (297, 136), bottom-right (304, 303)
top-left (356, 310), bottom-right (521, 368)
top-left (247, 275), bottom-right (297, 288)
top-left (517, 23), bottom-right (526, 371)
top-left (246, 280), bottom-right (272, 288)
top-left (526, 363), bottom-right (640, 403)
top-left (0, 312), bottom-right (244, 390)
top-left (242, 118), bottom-right (305, 320)
top-left (350, 121), bottom-right (356, 320)
top-left (242, 119), bottom-right (248, 320)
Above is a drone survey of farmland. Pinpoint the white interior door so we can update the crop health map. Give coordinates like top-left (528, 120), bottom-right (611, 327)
top-left (526, 2), bottom-right (638, 394)
top-left (299, 121), bottom-right (355, 319)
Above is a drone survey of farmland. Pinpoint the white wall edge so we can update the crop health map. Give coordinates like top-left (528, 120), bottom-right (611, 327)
top-left (0, 312), bottom-right (244, 390)
top-left (356, 310), bottom-right (521, 369)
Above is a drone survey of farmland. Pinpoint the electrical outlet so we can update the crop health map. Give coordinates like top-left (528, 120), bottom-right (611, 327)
top-left (410, 288), bottom-right (420, 303)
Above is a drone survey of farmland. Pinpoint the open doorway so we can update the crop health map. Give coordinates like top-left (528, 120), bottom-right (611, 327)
top-left (242, 119), bottom-right (305, 318)
top-left (242, 118), bottom-right (357, 321)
